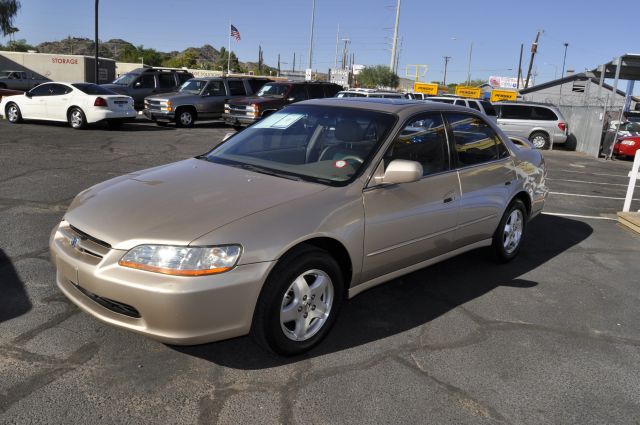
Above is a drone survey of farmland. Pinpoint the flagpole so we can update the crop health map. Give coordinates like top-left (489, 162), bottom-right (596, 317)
top-left (227, 20), bottom-right (231, 74)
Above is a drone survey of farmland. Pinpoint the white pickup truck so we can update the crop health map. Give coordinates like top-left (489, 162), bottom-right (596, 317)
top-left (0, 71), bottom-right (48, 91)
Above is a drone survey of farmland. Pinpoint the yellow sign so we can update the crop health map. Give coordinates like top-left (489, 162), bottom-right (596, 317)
top-left (455, 86), bottom-right (481, 99)
top-left (413, 82), bottom-right (439, 95)
top-left (490, 89), bottom-right (518, 102)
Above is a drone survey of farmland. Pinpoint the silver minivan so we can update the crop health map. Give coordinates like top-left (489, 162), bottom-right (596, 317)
top-left (493, 102), bottom-right (568, 149)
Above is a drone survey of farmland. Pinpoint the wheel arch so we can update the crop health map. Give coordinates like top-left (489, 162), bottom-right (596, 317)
top-left (66, 105), bottom-right (84, 117)
top-left (511, 190), bottom-right (532, 218)
top-left (175, 104), bottom-right (198, 120)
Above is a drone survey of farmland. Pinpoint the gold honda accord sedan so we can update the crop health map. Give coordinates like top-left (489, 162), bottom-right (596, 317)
top-left (50, 98), bottom-right (547, 355)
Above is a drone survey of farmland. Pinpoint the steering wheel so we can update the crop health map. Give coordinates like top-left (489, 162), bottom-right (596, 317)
top-left (340, 155), bottom-right (363, 164)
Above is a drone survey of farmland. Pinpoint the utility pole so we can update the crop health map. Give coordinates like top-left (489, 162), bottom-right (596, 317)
top-left (277, 53), bottom-right (281, 77)
top-left (334, 24), bottom-right (340, 69)
top-left (292, 52), bottom-right (296, 72)
top-left (94, 0), bottom-right (99, 84)
top-left (516, 43), bottom-right (524, 89)
top-left (308, 0), bottom-right (316, 69)
top-left (524, 30), bottom-right (541, 89)
top-left (389, 0), bottom-right (401, 71)
top-left (341, 38), bottom-right (350, 70)
top-left (466, 43), bottom-right (473, 86)
top-left (258, 45), bottom-right (263, 74)
top-left (442, 56), bottom-right (451, 86)
top-left (559, 42), bottom-right (569, 104)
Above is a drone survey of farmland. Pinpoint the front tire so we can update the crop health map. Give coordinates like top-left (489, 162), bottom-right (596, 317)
top-left (5, 102), bottom-right (22, 124)
top-left (252, 245), bottom-right (344, 356)
top-left (68, 107), bottom-right (87, 129)
top-left (529, 131), bottom-right (550, 150)
top-left (175, 108), bottom-right (195, 128)
top-left (492, 199), bottom-right (527, 263)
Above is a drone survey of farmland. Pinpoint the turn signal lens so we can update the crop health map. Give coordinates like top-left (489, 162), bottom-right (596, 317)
top-left (558, 122), bottom-right (567, 132)
top-left (94, 97), bottom-right (108, 107)
top-left (119, 245), bottom-right (242, 276)
top-left (250, 103), bottom-right (260, 118)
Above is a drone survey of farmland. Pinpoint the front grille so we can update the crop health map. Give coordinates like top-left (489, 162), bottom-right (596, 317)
top-left (59, 224), bottom-right (111, 260)
top-left (72, 282), bottom-right (141, 318)
top-left (69, 225), bottom-right (111, 249)
top-left (146, 99), bottom-right (164, 111)
top-left (227, 104), bottom-right (250, 114)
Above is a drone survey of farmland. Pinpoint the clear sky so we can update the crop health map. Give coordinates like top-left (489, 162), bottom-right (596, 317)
top-left (4, 0), bottom-right (639, 90)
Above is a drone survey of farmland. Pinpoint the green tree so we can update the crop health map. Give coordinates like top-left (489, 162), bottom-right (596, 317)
top-left (163, 49), bottom-right (199, 68)
top-left (357, 65), bottom-right (399, 89)
top-left (0, 0), bottom-right (20, 37)
top-left (6, 38), bottom-right (34, 52)
top-left (213, 46), bottom-right (245, 73)
top-left (121, 45), bottom-right (163, 66)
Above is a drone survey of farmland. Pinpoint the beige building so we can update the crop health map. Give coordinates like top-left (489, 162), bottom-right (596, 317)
top-left (0, 51), bottom-right (115, 83)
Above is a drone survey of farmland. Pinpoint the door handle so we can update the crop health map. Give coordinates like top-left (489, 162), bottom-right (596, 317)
top-left (443, 192), bottom-right (456, 203)
top-left (505, 181), bottom-right (512, 186)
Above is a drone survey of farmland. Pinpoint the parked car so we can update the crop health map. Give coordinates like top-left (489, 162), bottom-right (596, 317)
top-left (425, 96), bottom-right (497, 122)
top-left (336, 90), bottom-right (407, 99)
top-left (493, 101), bottom-right (568, 149)
top-left (50, 98), bottom-right (547, 355)
top-left (613, 135), bottom-right (640, 158)
top-left (222, 81), bottom-right (342, 128)
top-left (102, 68), bottom-right (193, 110)
top-left (0, 70), bottom-right (48, 91)
top-left (144, 77), bottom-right (272, 127)
top-left (0, 87), bottom-right (23, 101)
top-left (1, 82), bottom-right (136, 129)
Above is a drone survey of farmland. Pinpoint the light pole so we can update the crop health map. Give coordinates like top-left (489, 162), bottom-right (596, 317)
top-left (94, 0), bottom-right (99, 83)
top-left (452, 36), bottom-right (473, 86)
top-left (559, 42), bottom-right (569, 105)
top-left (308, 0), bottom-right (316, 70)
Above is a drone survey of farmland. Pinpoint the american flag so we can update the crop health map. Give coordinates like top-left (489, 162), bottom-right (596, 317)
top-left (230, 25), bottom-right (241, 41)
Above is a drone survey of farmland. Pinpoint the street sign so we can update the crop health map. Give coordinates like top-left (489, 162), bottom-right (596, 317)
top-left (413, 82), bottom-right (438, 95)
top-left (490, 89), bottom-right (518, 102)
top-left (455, 86), bottom-right (481, 99)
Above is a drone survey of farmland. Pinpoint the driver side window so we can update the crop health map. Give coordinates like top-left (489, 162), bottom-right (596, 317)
top-left (29, 84), bottom-right (52, 97)
top-left (135, 75), bottom-right (155, 89)
top-left (384, 113), bottom-right (450, 176)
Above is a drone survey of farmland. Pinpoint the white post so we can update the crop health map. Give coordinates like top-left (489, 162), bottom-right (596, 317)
top-left (623, 154), bottom-right (640, 212)
top-left (227, 21), bottom-right (231, 74)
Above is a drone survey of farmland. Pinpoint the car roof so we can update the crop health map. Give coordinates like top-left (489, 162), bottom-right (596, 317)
top-left (300, 97), bottom-right (479, 115)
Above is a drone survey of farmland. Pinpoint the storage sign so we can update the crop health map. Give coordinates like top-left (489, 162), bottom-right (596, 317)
top-left (490, 89), bottom-right (518, 102)
top-left (455, 86), bottom-right (481, 99)
top-left (413, 82), bottom-right (438, 95)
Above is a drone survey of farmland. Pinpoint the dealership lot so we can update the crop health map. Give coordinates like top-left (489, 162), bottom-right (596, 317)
top-left (1, 119), bottom-right (640, 424)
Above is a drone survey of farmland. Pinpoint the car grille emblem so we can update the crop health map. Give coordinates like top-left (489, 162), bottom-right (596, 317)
top-left (70, 236), bottom-right (80, 249)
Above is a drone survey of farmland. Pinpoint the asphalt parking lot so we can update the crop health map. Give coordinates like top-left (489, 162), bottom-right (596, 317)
top-left (1, 118), bottom-right (640, 424)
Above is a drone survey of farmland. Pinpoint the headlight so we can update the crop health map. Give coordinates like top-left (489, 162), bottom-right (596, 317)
top-left (118, 245), bottom-right (241, 276)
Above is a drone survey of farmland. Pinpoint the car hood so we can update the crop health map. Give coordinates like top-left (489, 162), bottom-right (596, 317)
top-left (229, 96), bottom-right (285, 108)
top-left (145, 91), bottom-right (193, 101)
top-left (64, 158), bottom-right (327, 250)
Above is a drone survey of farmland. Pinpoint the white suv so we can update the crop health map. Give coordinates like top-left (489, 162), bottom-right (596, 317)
top-left (425, 96), bottom-right (497, 122)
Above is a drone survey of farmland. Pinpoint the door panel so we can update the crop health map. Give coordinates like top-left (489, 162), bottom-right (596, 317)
top-left (199, 80), bottom-right (228, 119)
top-left (44, 84), bottom-right (72, 120)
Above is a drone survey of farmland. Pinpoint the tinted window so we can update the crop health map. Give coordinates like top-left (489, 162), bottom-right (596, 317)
top-left (72, 83), bottom-right (117, 95)
top-left (308, 84), bottom-right (324, 99)
top-left (531, 107), bottom-right (558, 120)
top-left (289, 85), bottom-right (307, 102)
top-left (49, 84), bottom-right (71, 95)
top-left (248, 79), bottom-right (269, 93)
top-left (480, 101), bottom-right (497, 116)
top-left (384, 113), bottom-right (449, 176)
top-left (29, 84), bottom-right (53, 96)
top-left (430, 98), bottom-right (455, 104)
top-left (177, 73), bottom-right (192, 84)
top-left (136, 75), bottom-right (155, 89)
top-left (204, 80), bottom-right (226, 96)
top-left (499, 105), bottom-right (532, 119)
top-left (447, 113), bottom-right (502, 166)
top-left (228, 80), bottom-right (247, 96)
top-left (468, 101), bottom-right (481, 111)
top-left (323, 84), bottom-right (341, 97)
top-left (157, 73), bottom-right (175, 89)
top-left (454, 99), bottom-right (465, 106)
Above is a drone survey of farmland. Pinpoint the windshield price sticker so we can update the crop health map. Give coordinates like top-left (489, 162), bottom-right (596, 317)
top-left (254, 113), bottom-right (304, 129)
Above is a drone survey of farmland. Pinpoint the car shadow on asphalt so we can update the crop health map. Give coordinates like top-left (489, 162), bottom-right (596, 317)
top-left (172, 215), bottom-right (593, 369)
top-left (0, 249), bottom-right (31, 324)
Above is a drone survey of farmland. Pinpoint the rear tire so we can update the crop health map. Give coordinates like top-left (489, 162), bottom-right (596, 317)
top-left (529, 131), bottom-right (550, 150)
top-left (251, 245), bottom-right (344, 356)
top-left (5, 102), bottom-right (22, 124)
top-left (68, 107), bottom-right (87, 129)
top-left (492, 199), bottom-right (527, 263)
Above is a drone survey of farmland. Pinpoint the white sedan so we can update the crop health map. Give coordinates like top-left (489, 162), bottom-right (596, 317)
top-left (0, 82), bottom-right (136, 129)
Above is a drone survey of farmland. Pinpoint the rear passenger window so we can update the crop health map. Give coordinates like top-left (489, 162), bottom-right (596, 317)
top-left (323, 84), bottom-right (341, 97)
top-left (447, 113), bottom-right (503, 166)
top-left (308, 84), bottom-right (324, 99)
top-left (531, 107), bottom-right (558, 120)
top-left (454, 99), bottom-right (465, 106)
top-left (289, 85), bottom-right (307, 102)
top-left (177, 73), bottom-right (192, 84)
top-left (158, 73), bottom-right (175, 88)
top-left (383, 114), bottom-right (449, 176)
top-left (468, 101), bottom-right (481, 111)
top-left (205, 80), bottom-right (226, 96)
top-left (248, 79), bottom-right (269, 93)
top-left (228, 80), bottom-right (246, 96)
top-left (499, 105), bottom-right (532, 119)
top-left (136, 75), bottom-right (155, 89)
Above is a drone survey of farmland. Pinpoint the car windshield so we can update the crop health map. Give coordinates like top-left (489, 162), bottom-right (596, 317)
top-left (202, 105), bottom-right (396, 185)
top-left (112, 73), bottom-right (139, 86)
top-left (72, 83), bottom-right (118, 95)
top-left (256, 83), bottom-right (290, 97)
top-left (179, 79), bottom-right (207, 94)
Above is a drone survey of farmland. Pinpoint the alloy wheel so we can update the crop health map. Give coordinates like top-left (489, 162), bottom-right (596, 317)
top-left (7, 105), bottom-right (19, 122)
top-left (179, 111), bottom-right (193, 127)
top-left (70, 110), bottom-right (84, 128)
top-left (503, 209), bottom-right (523, 254)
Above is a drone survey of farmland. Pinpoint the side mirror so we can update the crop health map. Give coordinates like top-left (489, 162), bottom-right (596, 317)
top-left (25, 92), bottom-right (32, 98)
top-left (378, 160), bottom-right (422, 185)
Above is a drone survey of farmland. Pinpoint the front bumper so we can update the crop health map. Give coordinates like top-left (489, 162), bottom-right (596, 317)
top-left (222, 113), bottom-right (258, 127)
top-left (143, 109), bottom-right (175, 122)
top-left (50, 221), bottom-right (274, 345)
